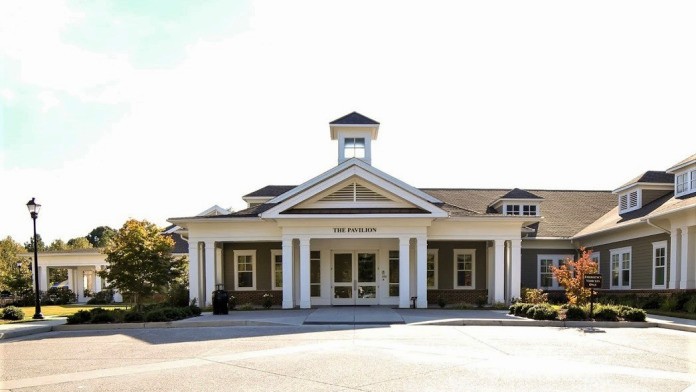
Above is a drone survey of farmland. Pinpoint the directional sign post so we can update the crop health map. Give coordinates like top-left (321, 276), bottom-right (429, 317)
top-left (584, 274), bottom-right (602, 319)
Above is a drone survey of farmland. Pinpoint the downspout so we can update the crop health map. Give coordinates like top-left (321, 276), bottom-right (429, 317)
top-left (644, 218), bottom-right (670, 234)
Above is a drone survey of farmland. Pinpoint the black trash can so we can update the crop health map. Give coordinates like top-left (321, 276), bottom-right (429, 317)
top-left (212, 285), bottom-right (229, 315)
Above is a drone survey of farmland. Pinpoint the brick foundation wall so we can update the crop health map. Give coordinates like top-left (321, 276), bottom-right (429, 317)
top-left (227, 290), bottom-right (282, 306)
top-left (427, 290), bottom-right (488, 305)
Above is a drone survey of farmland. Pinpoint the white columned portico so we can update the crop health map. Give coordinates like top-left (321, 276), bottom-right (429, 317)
top-left (487, 242), bottom-right (494, 303)
top-left (299, 237), bottom-right (311, 309)
top-left (669, 228), bottom-right (681, 289)
top-left (509, 239), bottom-right (522, 301)
top-left (399, 236), bottom-right (411, 308)
top-left (188, 239), bottom-right (199, 305)
top-left (204, 241), bottom-right (216, 305)
top-left (680, 226), bottom-right (695, 289)
top-left (282, 237), bottom-right (294, 309)
top-left (416, 236), bottom-right (428, 308)
top-left (493, 239), bottom-right (505, 303)
top-left (67, 268), bottom-right (75, 291)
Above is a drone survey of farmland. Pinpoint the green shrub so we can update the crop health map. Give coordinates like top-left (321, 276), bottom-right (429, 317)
top-left (189, 304), bottom-right (202, 316)
top-left (86, 289), bottom-right (115, 305)
top-left (1, 306), bottom-right (25, 320)
top-left (68, 309), bottom-right (92, 324)
top-left (684, 296), bottom-right (696, 313)
top-left (593, 305), bottom-right (619, 321)
top-left (476, 296), bottom-right (487, 308)
top-left (162, 307), bottom-right (186, 321)
top-left (619, 307), bottom-right (646, 322)
top-left (564, 305), bottom-right (587, 321)
top-left (228, 295), bottom-right (237, 310)
top-left (262, 293), bottom-right (273, 309)
top-left (489, 302), bottom-right (508, 310)
top-left (437, 296), bottom-right (446, 309)
top-left (124, 311), bottom-right (144, 322)
top-left (527, 304), bottom-right (558, 320)
top-left (166, 283), bottom-right (190, 308)
top-left (42, 287), bottom-right (78, 305)
top-left (638, 293), bottom-right (662, 309)
top-left (144, 309), bottom-right (168, 322)
top-left (522, 288), bottom-right (548, 304)
top-left (90, 311), bottom-right (116, 324)
top-left (660, 295), bottom-right (679, 312)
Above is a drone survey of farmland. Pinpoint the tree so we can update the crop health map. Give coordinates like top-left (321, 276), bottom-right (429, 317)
top-left (0, 236), bottom-right (30, 292)
top-left (100, 219), bottom-right (186, 309)
top-left (86, 226), bottom-right (116, 248)
top-left (67, 237), bottom-right (92, 249)
top-left (49, 239), bottom-right (69, 251)
top-left (551, 247), bottom-right (598, 305)
top-left (24, 234), bottom-right (47, 252)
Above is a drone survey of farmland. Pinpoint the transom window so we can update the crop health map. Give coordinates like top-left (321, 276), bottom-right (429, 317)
top-left (610, 247), bottom-right (631, 289)
top-left (454, 249), bottom-right (475, 289)
top-left (344, 137), bottom-right (365, 158)
top-left (652, 242), bottom-right (667, 289)
top-left (427, 249), bottom-right (438, 289)
top-left (233, 250), bottom-right (256, 290)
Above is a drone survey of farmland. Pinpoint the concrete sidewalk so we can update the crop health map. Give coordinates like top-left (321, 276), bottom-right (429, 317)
top-left (2, 307), bottom-right (695, 340)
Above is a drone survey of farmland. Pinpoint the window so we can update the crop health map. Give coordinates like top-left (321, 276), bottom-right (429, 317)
top-left (388, 251), bottom-right (399, 297)
top-left (537, 255), bottom-right (573, 289)
top-left (522, 205), bottom-right (537, 216)
top-left (619, 190), bottom-right (640, 213)
top-left (590, 252), bottom-right (600, 273)
top-left (310, 251), bottom-right (321, 297)
top-left (676, 172), bottom-right (688, 194)
top-left (691, 170), bottom-right (696, 191)
top-left (652, 242), bottom-right (667, 289)
top-left (344, 138), bottom-right (365, 158)
top-left (610, 247), bottom-right (631, 289)
top-left (454, 249), bottom-right (475, 289)
top-left (505, 205), bottom-right (520, 215)
top-left (427, 249), bottom-right (438, 289)
top-left (233, 250), bottom-right (256, 290)
top-left (271, 250), bottom-right (282, 290)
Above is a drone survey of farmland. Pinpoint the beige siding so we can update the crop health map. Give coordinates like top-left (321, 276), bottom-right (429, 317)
top-left (223, 242), bottom-right (281, 291)
top-left (428, 241), bottom-right (487, 290)
top-left (587, 234), bottom-right (669, 289)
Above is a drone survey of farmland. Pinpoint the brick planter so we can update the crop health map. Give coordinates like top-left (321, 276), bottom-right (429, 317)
top-left (227, 290), bottom-right (282, 307)
top-left (427, 289), bottom-right (488, 305)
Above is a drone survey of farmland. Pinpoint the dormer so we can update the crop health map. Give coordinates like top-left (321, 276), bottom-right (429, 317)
top-left (666, 153), bottom-right (696, 198)
top-left (489, 188), bottom-right (543, 216)
top-left (612, 171), bottom-right (674, 214)
top-left (329, 112), bottom-right (379, 165)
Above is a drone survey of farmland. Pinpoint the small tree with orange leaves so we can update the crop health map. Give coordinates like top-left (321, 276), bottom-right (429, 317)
top-left (551, 247), bottom-right (598, 305)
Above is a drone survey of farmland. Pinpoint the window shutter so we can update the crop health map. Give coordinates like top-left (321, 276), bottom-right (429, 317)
top-left (629, 191), bottom-right (638, 208)
top-left (619, 194), bottom-right (628, 211)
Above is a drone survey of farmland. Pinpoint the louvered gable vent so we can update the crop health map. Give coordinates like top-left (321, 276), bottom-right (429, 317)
top-left (321, 182), bottom-right (390, 202)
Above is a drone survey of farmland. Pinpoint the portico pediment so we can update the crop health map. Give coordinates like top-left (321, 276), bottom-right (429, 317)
top-left (260, 159), bottom-right (447, 219)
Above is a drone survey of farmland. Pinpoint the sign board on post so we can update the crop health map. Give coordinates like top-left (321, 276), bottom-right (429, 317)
top-left (584, 274), bottom-right (602, 288)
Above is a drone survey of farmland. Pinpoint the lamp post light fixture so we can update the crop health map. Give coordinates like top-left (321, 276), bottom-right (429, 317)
top-left (26, 197), bottom-right (43, 320)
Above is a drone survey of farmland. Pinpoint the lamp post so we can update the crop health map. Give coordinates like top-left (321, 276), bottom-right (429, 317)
top-left (26, 197), bottom-right (43, 320)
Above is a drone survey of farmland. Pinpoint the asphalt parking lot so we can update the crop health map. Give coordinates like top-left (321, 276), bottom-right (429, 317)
top-left (1, 325), bottom-right (695, 391)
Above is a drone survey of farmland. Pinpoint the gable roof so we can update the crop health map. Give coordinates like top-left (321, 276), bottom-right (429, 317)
top-left (330, 112), bottom-right (379, 125)
top-left (666, 153), bottom-right (696, 173)
top-left (244, 185), bottom-right (296, 198)
top-left (499, 188), bottom-right (543, 200)
top-left (615, 171), bottom-right (674, 192)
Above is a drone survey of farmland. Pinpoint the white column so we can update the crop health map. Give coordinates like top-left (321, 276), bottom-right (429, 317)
top-left (493, 239), bottom-right (505, 303)
top-left (188, 239), bottom-right (199, 305)
top-left (399, 236), bottom-right (411, 308)
top-left (215, 246), bottom-right (223, 285)
top-left (67, 268), bottom-right (74, 291)
top-left (282, 237), bottom-right (294, 309)
top-left (204, 241), bottom-right (216, 305)
top-left (416, 236), bottom-right (428, 308)
top-left (486, 243), bottom-right (494, 303)
top-left (510, 239), bottom-right (522, 301)
top-left (299, 237), bottom-right (311, 309)
top-left (680, 227), bottom-right (695, 289)
top-left (669, 228), bottom-right (681, 289)
top-left (94, 266), bottom-right (102, 292)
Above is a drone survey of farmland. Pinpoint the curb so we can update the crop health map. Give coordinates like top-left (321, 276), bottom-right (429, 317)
top-left (51, 319), bottom-right (294, 332)
top-left (655, 323), bottom-right (696, 333)
top-left (411, 319), bottom-right (660, 328)
top-left (0, 325), bottom-right (54, 340)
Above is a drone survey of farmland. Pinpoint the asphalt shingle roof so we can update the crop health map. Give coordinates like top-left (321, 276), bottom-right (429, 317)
top-left (617, 171), bottom-right (674, 190)
top-left (243, 186), bottom-right (296, 198)
top-left (499, 188), bottom-right (543, 199)
top-left (329, 112), bottom-right (379, 125)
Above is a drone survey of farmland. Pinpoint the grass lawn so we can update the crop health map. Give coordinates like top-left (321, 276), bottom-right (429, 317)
top-left (1, 304), bottom-right (130, 324)
top-left (646, 309), bottom-right (696, 321)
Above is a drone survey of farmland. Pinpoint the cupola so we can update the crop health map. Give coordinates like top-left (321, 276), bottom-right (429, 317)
top-left (329, 112), bottom-right (380, 165)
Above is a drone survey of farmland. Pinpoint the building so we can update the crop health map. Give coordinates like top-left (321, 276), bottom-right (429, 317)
top-left (169, 113), bottom-right (694, 308)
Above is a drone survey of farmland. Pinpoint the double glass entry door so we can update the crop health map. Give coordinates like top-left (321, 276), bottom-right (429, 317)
top-left (332, 252), bottom-right (378, 305)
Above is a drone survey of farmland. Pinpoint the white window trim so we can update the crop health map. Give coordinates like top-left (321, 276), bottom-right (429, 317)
top-left (609, 247), bottom-right (631, 289)
top-left (233, 250), bottom-right (256, 291)
top-left (271, 249), bottom-right (282, 290)
top-left (652, 241), bottom-right (667, 289)
top-left (503, 202), bottom-right (540, 216)
top-left (427, 249), bottom-right (438, 289)
top-left (537, 254), bottom-right (573, 289)
top-left (453, 249), bottom-right (475, 289)
top-left (619, 190), bottom-right (641, 213)
top-left (310, 251), bottom-right (321, 297)
top-left (675, 170), bottom-right (696, 196)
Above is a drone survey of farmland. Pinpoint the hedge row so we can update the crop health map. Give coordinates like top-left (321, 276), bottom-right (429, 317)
top-left (509, 302), bottom-right (646, 322)
top-left (66, 305), bottom-right (202, 325)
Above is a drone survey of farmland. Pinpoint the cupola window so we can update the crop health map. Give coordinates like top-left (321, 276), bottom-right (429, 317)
top-left (344, 138), bottom-right (365, 159)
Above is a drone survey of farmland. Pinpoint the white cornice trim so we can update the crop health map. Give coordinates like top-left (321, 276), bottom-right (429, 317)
top-left (612, 182), bottom-right (673, 194)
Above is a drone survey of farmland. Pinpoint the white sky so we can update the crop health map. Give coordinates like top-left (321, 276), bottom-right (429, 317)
top-left (1, 1), bottom-right (695, 244)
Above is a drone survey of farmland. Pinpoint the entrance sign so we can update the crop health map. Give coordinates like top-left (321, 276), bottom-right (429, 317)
top-left (584, 274), bottom-right (602, 288)
top-left (333, 227), bottom-right (377, 233)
